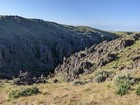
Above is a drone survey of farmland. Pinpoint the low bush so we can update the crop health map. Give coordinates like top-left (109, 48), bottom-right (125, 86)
top-left (9, 87), bottom-right (40, 99)
top-left (136, 86), bottom-right (140, 96)
top-left (9, 90), bottom-right (20, 99)
top-left (116, 81), bottom-right (131, 96)
top-left (113, 73), bottom-right (135, 86)
top-left (94, 71), bottom-right (110, 83)
top-left (113, 73), bottom-right (134, 96)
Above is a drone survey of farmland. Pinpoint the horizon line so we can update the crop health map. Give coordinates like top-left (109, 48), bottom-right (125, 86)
top-left (0, 14), bottom-right (139, 32)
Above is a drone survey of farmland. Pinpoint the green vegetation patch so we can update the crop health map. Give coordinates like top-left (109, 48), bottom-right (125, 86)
top-left (136, 86), bottom-right (140, 96)
top-left (111, 31), bottom-right (134, 36)
top-left (113, 73), bottom-right (134, 96)
top-left (93, 70), bottom-right (111, 83)
top-left (9, 87), bottom-right (40, 99)
top-left (103, 40), bottom-right (140, 70)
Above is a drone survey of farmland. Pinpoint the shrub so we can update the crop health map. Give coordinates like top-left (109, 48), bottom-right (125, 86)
top-left (9, 87), bottom-right (40, 99)
top-left (12, 78), bottom-right (20, 85)
top-left (73, 80), bottom-right (86, 86)
top-left (9, 90), bottom-right (20, 99)
top-left (136, 86), bottom-right (140, 96)
top-left (20, 87), bottom-right (40, 96)
top-left (116, 81), bottom-right (131, 96)
top-left (94, 71), bottom-right (110, 83)
top-left (113, 73), bottom-right (134, 86)
top-left (113, 73), bottom-right (134, 96)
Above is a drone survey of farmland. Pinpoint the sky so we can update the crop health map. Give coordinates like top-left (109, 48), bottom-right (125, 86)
top-left (0, 0), bottom-right (140, 31)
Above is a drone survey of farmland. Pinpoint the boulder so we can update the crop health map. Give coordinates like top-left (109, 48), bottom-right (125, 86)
top-left (13, 70), bottom-right (47, 85)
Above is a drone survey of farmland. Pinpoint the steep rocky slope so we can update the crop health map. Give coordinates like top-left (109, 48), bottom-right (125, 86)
top-left (54, 33), bottom-right (140, 81)
top-left (0, 15), bottom-right (118, 77)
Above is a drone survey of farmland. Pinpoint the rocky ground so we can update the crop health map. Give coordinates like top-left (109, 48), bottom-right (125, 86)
top-left (54, 33), bottom-right (140, 82)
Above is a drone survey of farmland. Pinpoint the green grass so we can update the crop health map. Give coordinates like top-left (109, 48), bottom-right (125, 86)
top-left (136, 86), bottom-right (140, 95)
top-left (102, 40), bottom-right (140, 70)
top-left (111, 31), bottom-right (134, 36)
top-left (9, 87), bottom-right (40, 99)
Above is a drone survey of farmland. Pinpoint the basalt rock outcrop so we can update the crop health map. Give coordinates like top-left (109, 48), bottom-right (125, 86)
top-left (54, 33), bottom-right (140, 81)
top-left (13, 71), bottom-right (46, 85)
top-left (0, 15), bottom-right (118, 78)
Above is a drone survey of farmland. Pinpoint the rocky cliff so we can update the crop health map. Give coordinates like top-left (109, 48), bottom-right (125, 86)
top-left (54, 33), bottom-right (140, 81)
top-left (0, 15), bottom-right (118, 77)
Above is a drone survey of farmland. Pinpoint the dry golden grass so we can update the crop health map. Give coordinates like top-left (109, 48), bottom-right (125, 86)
top-left (0, 76), bottom-right (140, 105)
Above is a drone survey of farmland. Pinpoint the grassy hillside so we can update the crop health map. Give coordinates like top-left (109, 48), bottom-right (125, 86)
top-left (111, 31), bottom-right (134, 36)
top-left (102, 39), bottom-right (140, 70)
top-left (0, 79), bottom-right (140, 105)
top-left (0, 33), bottom-right (140, 105)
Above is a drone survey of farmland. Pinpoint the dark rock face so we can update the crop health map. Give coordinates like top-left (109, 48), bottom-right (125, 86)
top-left (54, 33), bottom-right (140, 81)
top-left (0, 16), bottom-right (118, 77)
top-left (119, 39), bottom-right (135, 48)
top-left (0, 72), bottom-right (12, 79)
